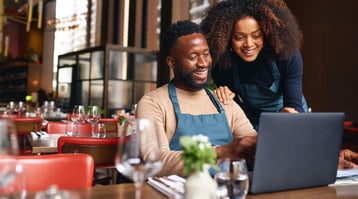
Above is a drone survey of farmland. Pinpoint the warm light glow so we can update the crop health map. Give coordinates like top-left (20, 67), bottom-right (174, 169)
top-left (37, 0), bottom-right (43, 28)
top-left (0, 0), bottom-right (3, 55)
top-left (0, 0), bottom-right (3, 32)
top-left (46, 13), bottom-right (87, 31)
top-left (123, 0), bottom-right (130, 47)
top-left (4, 35), bottom-right (9, 57)
top-left (27, 0), bottom-right (33, 32)
top-left (25, 95), bottom-right (33, 102)
top-left (32, 80), bottom-right (39, 86)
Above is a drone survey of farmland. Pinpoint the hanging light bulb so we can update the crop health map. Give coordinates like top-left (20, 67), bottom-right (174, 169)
top-left (26, 0), bottom-right (33, 32)
top-left (37, 0), bottom-right (42, 28)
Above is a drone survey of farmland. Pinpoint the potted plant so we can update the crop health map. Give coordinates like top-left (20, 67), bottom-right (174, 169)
top-left (180, 134), bottom-right (218, 199)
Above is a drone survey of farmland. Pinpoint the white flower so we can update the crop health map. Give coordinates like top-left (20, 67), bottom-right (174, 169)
top-left (192, 134), bottom-right (209, 143)
top-left (198, 143), bottom-right (205, 150)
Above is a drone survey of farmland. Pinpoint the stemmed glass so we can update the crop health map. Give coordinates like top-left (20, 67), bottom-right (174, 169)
top-left (85, 106), bottom-right (100, 137)
top-left (0, 119), bottom-right (26, 198)
top-left (115, 118), bottom-right (163, 199)
top-left (215, 158), bottom-right (249, 199)
top-left (71, 105), bottom-right (86, 134)
top-left (72, 105), bottom-right (86, 123)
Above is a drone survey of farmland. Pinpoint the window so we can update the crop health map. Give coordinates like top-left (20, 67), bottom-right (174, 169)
top-left (52, 0), bottom-right (97, 90)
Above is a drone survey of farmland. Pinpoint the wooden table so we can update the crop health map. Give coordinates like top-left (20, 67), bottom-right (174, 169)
top-left (26, 133), bottom-right (118, 154)
top-left (43, 114), bottom-right (68, 121)
top-left (22, 183), bottom-right (358, 199)
top-left (246, 184), bottom-right (358, 199)
top-left (26, 133), bottom-right (63, 154)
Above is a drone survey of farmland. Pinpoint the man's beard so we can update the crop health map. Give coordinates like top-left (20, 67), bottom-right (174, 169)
top-left (174, 63), bottom-right (211, 90)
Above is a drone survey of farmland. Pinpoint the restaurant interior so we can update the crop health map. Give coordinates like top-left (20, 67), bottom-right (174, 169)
top-left (0, 0), bottom-right (357, 198)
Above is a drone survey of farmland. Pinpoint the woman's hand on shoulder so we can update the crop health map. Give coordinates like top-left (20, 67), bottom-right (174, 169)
top-left (213, 86), bottom-right (235, 105)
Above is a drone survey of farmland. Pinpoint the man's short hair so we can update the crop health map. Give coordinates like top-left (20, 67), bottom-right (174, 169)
top-left (162, 20), bottom-right (203, 57)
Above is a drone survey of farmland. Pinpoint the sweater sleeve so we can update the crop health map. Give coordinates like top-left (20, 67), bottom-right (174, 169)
top-left (279, 49), bottom-right (306, 112)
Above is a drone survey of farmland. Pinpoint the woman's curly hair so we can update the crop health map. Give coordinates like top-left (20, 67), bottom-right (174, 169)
top-left (200, 0), bottom-right (303, 69)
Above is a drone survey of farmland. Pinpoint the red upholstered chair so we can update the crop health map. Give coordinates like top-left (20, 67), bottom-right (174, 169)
top-left (0, 114), bottom-right (20, 119)
top-left (98, 118), bottom-right (118, 133)
top-left (66, 113), bottom-right (118, 133)
top-left (16, 154), bottom-right (94, 192)
top-left (66, 113), bottom-right (72, 121)
top-left (12, 117), bottom-right (43, 155)
top-left (344, 121), bottom-right (358, 133)
top-left (12, 117), bottom-right (43, 135)
top-left (46, 121), bottom-right (92, 135)
top-left (57, 136), bottom-right (119, 185)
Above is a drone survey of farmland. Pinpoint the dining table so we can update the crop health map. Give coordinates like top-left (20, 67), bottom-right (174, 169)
top-left (26, 132), bottom-right (118, 154)
top-left (21, 182), bottom-right (358, 199)
top-left (23, 130), bottom-right (358, 199)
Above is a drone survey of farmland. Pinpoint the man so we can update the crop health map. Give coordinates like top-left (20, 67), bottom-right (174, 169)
top-left (136, 20), bottom-right (257, 176)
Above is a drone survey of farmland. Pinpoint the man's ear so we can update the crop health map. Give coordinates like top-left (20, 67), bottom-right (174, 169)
top-left (166, 56), bottom-right (176, 69)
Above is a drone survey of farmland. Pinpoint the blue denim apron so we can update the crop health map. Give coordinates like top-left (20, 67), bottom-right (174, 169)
top-left (233, 61), bottom-right (308, 130)
top-left (168, 81), bottom-right (233, 150)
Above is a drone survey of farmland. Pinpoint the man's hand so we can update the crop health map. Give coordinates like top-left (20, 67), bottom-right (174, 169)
top-left (338, 149), bottom-right (358, 169)
top-left (215, 136), bottom-right (257, 163)
top-left (213, 86), bottom-right (235, 105)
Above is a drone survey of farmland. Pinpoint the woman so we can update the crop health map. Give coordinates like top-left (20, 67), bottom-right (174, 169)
top-left (201, 0), bottom-right (308, 129)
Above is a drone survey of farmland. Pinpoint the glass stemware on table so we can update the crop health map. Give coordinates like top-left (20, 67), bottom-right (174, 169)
top-left (71, 105), bottom-right (86, 136)
top-left (215, 158), bottom-right (249, 199)
top-left (94, 123), bottom-right (106, 138)
top-left (0, 119), bottom-right (26, 198)
top-left (85, 106), bottom-right (100, 138)
top-left (71, 105), bottom-right (86, 123)
top-left (115, 118), bottom-right (163, 199)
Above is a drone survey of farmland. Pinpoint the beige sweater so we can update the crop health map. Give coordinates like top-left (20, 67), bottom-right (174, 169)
top-left (136, 84), bottom-right (257, 176)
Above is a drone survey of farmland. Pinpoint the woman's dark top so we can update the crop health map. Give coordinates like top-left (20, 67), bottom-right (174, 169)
top-left (211, 49), bottom-right (307, 129)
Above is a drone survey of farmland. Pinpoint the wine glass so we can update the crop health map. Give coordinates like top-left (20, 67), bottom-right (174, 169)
top-left (85, 106), bottom-right (100, 137)
top-left (215, 158), bottom-right (249, 199)
top-left (0, 119), bottom-right (26, 198)
top-left (71, 105), bottom-right (86, 132)
top-left (115, 118), bottom-right (163, 199)
top-left (65, 121), bottom-right (79, 137)
top-left (94, 123), bottom-right (106, 138)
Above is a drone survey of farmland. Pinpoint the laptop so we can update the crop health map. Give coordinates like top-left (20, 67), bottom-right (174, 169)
top-left (249, 112), bottom-right (345, 194)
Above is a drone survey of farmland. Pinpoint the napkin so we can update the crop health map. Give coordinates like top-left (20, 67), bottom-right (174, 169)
top-left (337, 166), bottom-right (358, 178)
top-left (31, 131), bottom-right (50, 138)
top-left (147, 175), bottom-right (185, 199)
top-left (329, 166), bottom-right (358, 186)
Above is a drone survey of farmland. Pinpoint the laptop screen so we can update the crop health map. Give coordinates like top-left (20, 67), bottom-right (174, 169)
top-left (250, 112), bottom-right (345, 194)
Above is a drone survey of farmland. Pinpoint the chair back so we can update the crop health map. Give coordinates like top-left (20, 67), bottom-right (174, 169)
top-left (66, 115), bottom-right (118, 133)
top-left (99, 118), bottom-right (118, 133)
top-left (16, 154), bottom-right (94, 192)
top-left (12, 117), bottom-right (43, 136)
top-left (344, 121), bottom-right (358, 133)
top-left (66, 113), bottom-right (72, 121)
top-left (46, 121), bottom-right (92, 135)
top-left (10, 117), bottom-right (43, 154)
top-left (57, 136), bottom-right (119, 168)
